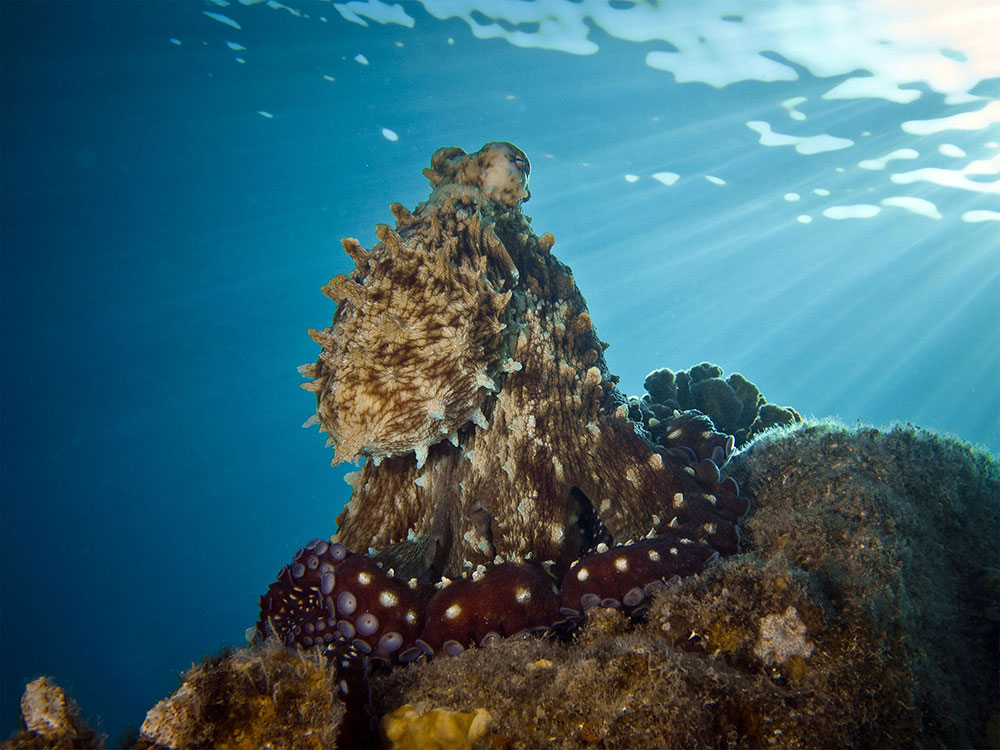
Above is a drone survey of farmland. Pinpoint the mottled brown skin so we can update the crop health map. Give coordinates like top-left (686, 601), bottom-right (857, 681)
top-left (302, 143), bottom-right (744, 583)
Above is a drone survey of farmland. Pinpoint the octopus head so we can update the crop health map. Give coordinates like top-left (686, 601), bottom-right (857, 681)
top-left (477, 141), bottom-right (530, 204)
top-left (425, 142), bottom-right (531, 207)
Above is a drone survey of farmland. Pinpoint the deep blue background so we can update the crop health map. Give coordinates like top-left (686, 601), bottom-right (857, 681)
top-left (2, 0), bottom-right (997, 741)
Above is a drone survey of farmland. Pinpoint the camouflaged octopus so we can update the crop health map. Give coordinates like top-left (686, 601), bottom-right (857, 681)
top-left (258, 142), bottom-right (748, 666)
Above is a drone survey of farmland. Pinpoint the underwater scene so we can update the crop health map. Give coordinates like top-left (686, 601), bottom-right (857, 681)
top-left (1, 0), bottom-right (998, 747)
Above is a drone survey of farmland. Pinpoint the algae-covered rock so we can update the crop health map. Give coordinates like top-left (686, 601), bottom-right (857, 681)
top-left (136, 642), bottom-right (345, 750)
top-left (370, 423), bottom-right (998, 749)
top-left (2, 677), bottom-right (105, 750)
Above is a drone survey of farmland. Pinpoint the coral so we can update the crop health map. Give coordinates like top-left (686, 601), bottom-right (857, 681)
top-left (379, 704), bottom-right (491, 750)
top-left (135, 642), bottom-right (345, 750)
top-left (260, 143), bottom-right (747, 679)
top-left (636, 363), bottom-right (801, 448)
top-left (2, 677), bottom-right (104, 750)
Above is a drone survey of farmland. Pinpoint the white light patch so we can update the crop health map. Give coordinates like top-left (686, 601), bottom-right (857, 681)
top-left (813, 188), bottom-right (830, 196)
top-left (822, 75), bottom-right (921, 103)
top-left (323, 75), bottom-right (336, 82)
top-left (747, 120), bottom-right (854, 155)
top-left (257, 110), bottom-right (274, 119)
top-left (226, 41), bottom-right (247, 51)
top-left (891, 154), bottom-right (1000, 195)
top-left (858, 148), bottom-right (919, 170)
top-left (354, 53), bottom-right (370, 65)
top-left (784, 192), bottom-right (800, 201)
top-left (333, 0), bottom-right (416, 28)
top-left (264, 2), bottom-right (300, 18)
top-left (381, 128), bottom-right (399, 142)
top-left (625, 174), bottom-right (640, 183)
top-left (646, 44), bottom-right (796, 87)
top-left (202, 10), bottom-right (241, 29)
top-left (797, 215), bottom-right (813, 224)
top-left (962, 210), bottom-right (1000, 223)
top-left (822, 204), bottom-right (881, 220)
top-left (880, 196), bottom-right (942, 219)
top-left (781, 96), bottom-right (807, 120)
top-left (902, 101), bottom-right (1000, 135)
top-left (939, 143), bottom-right (966, 158)
top-left (652, 171), bottom-right (680, 186)
top-left (169, 38), bottom-right (182, 46)
top-left (705, 175), bottom-right (726, 185)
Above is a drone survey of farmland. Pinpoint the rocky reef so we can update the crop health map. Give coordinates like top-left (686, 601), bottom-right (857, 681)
top-left (3, 144), bottom-right (997, 749)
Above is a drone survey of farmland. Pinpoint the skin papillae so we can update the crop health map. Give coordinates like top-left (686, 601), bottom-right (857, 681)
top-left (300, 142), bottom-right (745, 584)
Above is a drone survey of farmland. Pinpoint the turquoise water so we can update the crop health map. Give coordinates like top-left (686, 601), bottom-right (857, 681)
top-left (1, 0), bottom-right (997, 741)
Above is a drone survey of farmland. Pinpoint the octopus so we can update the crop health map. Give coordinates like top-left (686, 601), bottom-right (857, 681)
top-left (257, 142), bottom-right (748, 673)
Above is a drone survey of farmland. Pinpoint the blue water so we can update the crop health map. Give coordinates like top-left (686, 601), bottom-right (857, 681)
top-left (2, 0), bottom-right (998, 742)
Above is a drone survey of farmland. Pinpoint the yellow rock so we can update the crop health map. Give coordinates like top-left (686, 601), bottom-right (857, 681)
top-left (380, 704), bottom-right (492, 750)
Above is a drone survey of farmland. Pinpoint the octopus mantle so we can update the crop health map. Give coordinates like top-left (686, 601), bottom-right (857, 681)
top-left (258, 143), bottom-right (748, 667)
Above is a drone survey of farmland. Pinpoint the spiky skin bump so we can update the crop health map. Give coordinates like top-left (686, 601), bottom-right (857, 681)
top-left (306, 212), bottom-right (516, 464)
top-left (262, 143), bottom-right (748, 671)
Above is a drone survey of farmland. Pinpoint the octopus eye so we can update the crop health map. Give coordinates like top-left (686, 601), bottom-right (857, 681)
top-left (513, 155), bottom-right (529, 177)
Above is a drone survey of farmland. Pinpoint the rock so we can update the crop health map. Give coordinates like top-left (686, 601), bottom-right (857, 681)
top-left (2, 677), bottom-right (103, 750)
